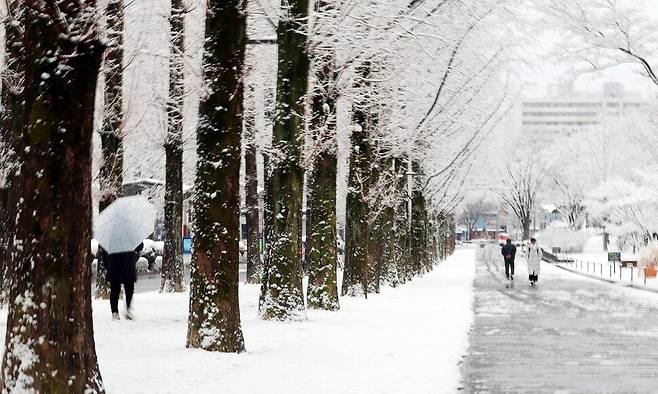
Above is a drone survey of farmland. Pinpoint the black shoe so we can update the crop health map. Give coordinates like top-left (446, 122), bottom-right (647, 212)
top-left (510, 275), bottom-right (514, 281)
top-left (506, 275), bottom-right (510, 280)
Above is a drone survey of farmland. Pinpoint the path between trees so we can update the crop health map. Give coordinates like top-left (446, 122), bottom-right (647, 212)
top-left (0, 249), bottom-right (475, 393)
top-left (461, 246), bottom-right (658, 393)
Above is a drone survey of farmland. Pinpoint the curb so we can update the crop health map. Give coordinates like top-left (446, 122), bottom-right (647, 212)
top-left (553, 263), bottom-right (658, 295)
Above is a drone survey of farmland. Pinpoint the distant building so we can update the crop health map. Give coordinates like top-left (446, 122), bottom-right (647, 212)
top-left (519, 83), bottom-right (647, 139)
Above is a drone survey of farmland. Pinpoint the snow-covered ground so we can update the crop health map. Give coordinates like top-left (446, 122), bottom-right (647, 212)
top-left (557, 259), bottom-right (658, 291)
top-left (558, 235), bottom-right (658, 290)
top-left (0, 249), bottom-right (476, 393)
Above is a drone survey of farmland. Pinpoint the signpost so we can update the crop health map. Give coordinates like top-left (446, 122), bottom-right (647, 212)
top-left (608, 251), bottom-right (621, 262)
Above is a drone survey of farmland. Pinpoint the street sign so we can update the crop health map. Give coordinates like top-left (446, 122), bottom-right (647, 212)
top-left (608, 251), bottom-right (621, 262)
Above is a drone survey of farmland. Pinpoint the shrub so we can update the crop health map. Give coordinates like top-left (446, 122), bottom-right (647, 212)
top-left (536, 228), bottom-right (589, 253)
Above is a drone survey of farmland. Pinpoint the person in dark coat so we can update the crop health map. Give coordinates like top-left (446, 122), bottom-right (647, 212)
top-left (102, 243), bottom-right (143, 320)
top-left (501, 239), bottom-right (517, 280)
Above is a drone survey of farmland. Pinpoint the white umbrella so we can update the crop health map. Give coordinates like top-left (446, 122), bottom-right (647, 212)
top-left (94, 195), bottom-right (156, 254)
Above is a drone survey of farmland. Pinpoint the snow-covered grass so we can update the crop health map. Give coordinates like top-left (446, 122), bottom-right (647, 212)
top-left (0, 249), bottom-right (476, 393)
top-left (557, 259), bottom-right (658, 291)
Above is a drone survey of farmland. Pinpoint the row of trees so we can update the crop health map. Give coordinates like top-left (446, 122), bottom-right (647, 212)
top-left (0, 0), bottom-right (520, 391)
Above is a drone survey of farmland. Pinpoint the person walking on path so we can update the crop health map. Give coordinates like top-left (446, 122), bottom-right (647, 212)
top-left (526, 238), bottom-right (542, 286)
top-left (501, 239), bottom-right (517, 280)
top-left (101, 243), bottom-right (143, 320)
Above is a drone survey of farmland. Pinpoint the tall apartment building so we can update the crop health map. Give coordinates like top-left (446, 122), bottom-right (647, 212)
top-left (519, 83), bottom-right (647, 138)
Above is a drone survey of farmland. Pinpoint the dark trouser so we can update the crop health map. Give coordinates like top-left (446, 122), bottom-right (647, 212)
top-left (529, 274), bottom-right (538, 282)
top-left (505, 259), bottom-right (515, 278)
top-left (110, 281), bottom-right (134, 314)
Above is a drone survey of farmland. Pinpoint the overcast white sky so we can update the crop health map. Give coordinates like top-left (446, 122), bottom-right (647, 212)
top-left (517, 0), bottom-right (658, 99)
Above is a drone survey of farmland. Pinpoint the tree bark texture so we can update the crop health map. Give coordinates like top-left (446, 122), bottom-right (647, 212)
top-left (0, 0), bottom-right (25, 303)
top-left (161, 0), bottom-right (186, 293)
top-left (342, 66), bottom-right (375, 298)
top-left (1, 1), bottom-right (105, 391)
top-left (186, 0), bottom-right (246, 352)
top-left (379, 159), bottom-right (398, 287)
top-left (306, 65), bottom-right (339, 310)
top-left (394, 156), bottom-right (410, 283)
top-left (410, 161), bottom-right (429, 275)
top-left (259, 0), bottom-right (309, 320)
top-left (244, 85), bottom-right (262, 284)
top-left (97, 0), bottom-right (125, 299)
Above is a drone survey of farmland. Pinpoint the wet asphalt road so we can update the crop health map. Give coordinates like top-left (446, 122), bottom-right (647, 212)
top-left (461, 246), bottom-right (658, 394)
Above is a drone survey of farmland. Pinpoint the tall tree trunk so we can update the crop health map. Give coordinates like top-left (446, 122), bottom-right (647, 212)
top-left (1, 1), bottom-right (105, 391)
top-left (259, 0), bottom-right (309, 320)
top-left (306, 2), bottom-right (339, 309)
top-left (342, 65), bottom-right (374, 298)
top-left (366, 153), bottom-right (382, 294)
top-left (186, 0), bottom-right (246, 352)
top-left (410, 161), bottom-right (427, 276)
top-left (258, 89), bottom-right (275, 304)
top-left (0, 0), bottom-right (24, 303)
top-left (97, 0), bottom-right (125, 299)
top-left (380, 159), bottom-right (398, 287)
top-left (394, 156), bottom-right (410, 283)
top-left (306, 77), bottom-right (339, 310)
top-left (245, 85), bottom-right (261, 284)
top-left (523, 218), bottom-right (530, 241)
top-left (161, 0), bottom-right (185, 293)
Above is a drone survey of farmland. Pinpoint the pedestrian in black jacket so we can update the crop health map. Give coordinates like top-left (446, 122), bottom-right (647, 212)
top-left (101, 243), bottom-right (143, 320)
top-left (501, 239), bottom-right (517, 280)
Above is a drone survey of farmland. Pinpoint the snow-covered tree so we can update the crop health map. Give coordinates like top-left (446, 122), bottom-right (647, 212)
top-left (1, 0), bottom-right (105, 390)
top-left (259, 0), bottom-right (310, 320)
top-left (0, 0), bottom-right (24, 302)
top-left (587, 169), bottom-right (658, 249)
top-left (460, 199), bottom-right (489, 241)
top-left (96, 0), bottom-right (126, 299)
top-left (495, 155), bottom-right (547, 239)
top-left (160, 0), bottom-right (186, 293)
top-left (539, 0), bottom-right (658, 86)
top-left (244, 83), bottom-right (262, 284)
top-left (305, 0), bottom-right (341, 309)
top-left (187, 0), bottom-right (246, 352)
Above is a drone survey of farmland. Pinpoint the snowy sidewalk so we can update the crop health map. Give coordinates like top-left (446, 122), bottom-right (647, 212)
top-left (461, 248), bottom-right (658, 393)
top-left (0, 249), bottom-right (475, 393)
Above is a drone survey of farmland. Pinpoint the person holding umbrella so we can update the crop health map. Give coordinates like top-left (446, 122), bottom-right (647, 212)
top-left (95, 195), bottom-right (156, 320)
top-left (101, 243), bottom-right (143, 320)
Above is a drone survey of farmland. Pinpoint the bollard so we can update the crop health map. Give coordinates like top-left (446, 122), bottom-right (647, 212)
top-left (600, 263), bottom-right (602, 275)
top-left (610, 264), bottom-right (612, 277)
top-left (631, 267), bottom-right (633, 283)
top-left (644, 268), bottom-right (647, 286)
top-left (620, 266), bottom-right (622, 280)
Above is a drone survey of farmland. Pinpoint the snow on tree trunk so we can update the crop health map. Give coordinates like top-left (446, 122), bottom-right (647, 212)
top-left (379, 158), bottom-right (398, 287)
top-left (259, 0), bottom-right (309, 320)
top-left (306, 76), bottom-right (339, 310)
top-left (394, 156), bottom-right (411, 283)
top-left (0, 2), bottom-right (24, 303)
top-left (244, 85), bottom-right (262, 284)
top-left (161, 0), bottom-right (186, 293)
top-left (343, 65), bottom-right (375, 298)
top-left (97, 0), bottom-right (125, 300)
top-left (410, 161), bottom-right (428, 275)
top-left (0, 1), bottom-right (105, 391)
top-left (186, 0), bottom-right (246, 352)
